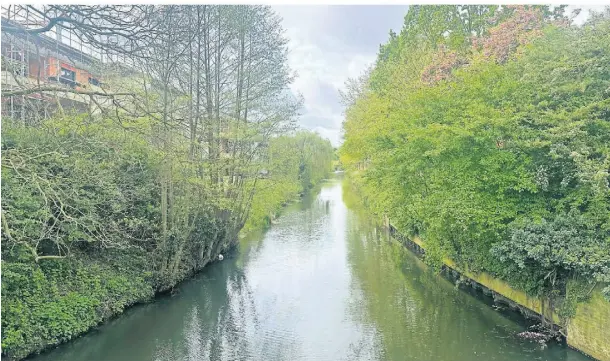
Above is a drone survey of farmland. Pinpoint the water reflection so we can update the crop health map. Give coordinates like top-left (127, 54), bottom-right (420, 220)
top-left (31, 176), bottom-right (590, 361)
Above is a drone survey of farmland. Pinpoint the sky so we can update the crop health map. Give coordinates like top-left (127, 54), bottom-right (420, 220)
top-left (272, 5), bottom-right (607, 148)
top-left (272, 5), bottom-right (410, 147)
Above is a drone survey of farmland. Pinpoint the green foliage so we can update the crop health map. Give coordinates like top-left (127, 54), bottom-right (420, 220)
top-left (1, 117), bottom-right (226, 359)
top-left (2, 117), bottom-right (162, 262)
top-left (492, 212), bottom-right (608, 297)
top-left (1, 119), bottom-right (333, 361)
top-left (1, 252), bottom-right (154, 360)
top-left (242, 131), bottom-right (334, 235)
top-left (341, 5), bottom-right (610, 320)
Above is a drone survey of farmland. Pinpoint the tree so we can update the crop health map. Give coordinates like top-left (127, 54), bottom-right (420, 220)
top-left (340, 5), bottom-right (610, 324)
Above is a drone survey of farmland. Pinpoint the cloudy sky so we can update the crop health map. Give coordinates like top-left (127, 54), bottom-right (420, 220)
top-left (272, 5), bottom-right (606, 148)
top-left (272, 5), bottom-right (409, 147)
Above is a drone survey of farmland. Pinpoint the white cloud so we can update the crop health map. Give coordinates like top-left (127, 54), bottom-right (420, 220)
top-left (273, 5), bottom-right (408, 147)
top-left (567, 5), bottom-right (608, 26)
top-left (312, 126), bottom-right (342, 147)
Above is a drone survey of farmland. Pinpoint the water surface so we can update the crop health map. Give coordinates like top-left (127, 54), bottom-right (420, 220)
top-left (32, 175), bottom-right (591, 361)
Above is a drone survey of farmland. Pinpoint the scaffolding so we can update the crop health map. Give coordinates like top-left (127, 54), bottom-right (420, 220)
top-left (1, 5), bottom-right (124, 124)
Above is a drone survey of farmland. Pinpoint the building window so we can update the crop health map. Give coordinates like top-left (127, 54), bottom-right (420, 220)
top-left (59, 67), bottom-right (76, 87)
top-left (88, 77), bottom-right (100, 86)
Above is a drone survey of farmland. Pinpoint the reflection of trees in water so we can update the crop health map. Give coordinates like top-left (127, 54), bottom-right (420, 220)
top-left (343, 200), bottom-right (530, 361)
top-left (171, 186), bottom-right (332, 361)
top-left (181, 266), bottom-right (305, 361)
top-left (185, 307), bottom-right (205, 361)
top-left (210, 267), bottom-right (302, 361)
top-left (149, 263), bottom-right (258, 361)
top-left (342, 323), bottom-right (385, 361)
top-left (298, 180), bottom-right (329, 211)
top-left (203, 269), bottom-right (258, 361)
top-left (278, 194), bottom-right (329, 246)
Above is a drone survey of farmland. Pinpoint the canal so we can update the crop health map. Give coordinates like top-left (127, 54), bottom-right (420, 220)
top-left (32, 175), bottom-right (591, 361)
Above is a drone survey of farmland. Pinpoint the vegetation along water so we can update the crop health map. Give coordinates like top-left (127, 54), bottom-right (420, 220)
top-left (19, 176), bottom-right (594, 361)
top-left (1, 4), bottom-right (609, 361)
top-left (340, 5), bottom-right (610, 360)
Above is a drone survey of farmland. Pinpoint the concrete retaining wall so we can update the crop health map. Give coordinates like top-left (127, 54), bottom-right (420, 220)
top-left (389, 224), bottom-right (609, 361)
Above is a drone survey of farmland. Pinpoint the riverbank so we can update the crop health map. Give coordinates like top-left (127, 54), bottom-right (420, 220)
top-left (19, 179), bottom-right (328, 361)
top-left (1, 237), bottom-right (231, 361)
top-left (342, 172), bottom-right (608, 361)
top-left (1, 187), bottom-right (313, 361)
top-left (388, 225), bottom-right (609, 361)
top-left (3, 173), bottom-right (334, 361)
top-left (1, 121), bottom-right (335, 360)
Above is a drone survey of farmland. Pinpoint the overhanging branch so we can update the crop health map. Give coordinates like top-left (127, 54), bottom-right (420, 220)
top-left (2, 16), bottom-right (65, 35)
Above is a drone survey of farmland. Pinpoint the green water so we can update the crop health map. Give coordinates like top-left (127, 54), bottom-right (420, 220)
top-left (31, 175), bottom-right (591, 361)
